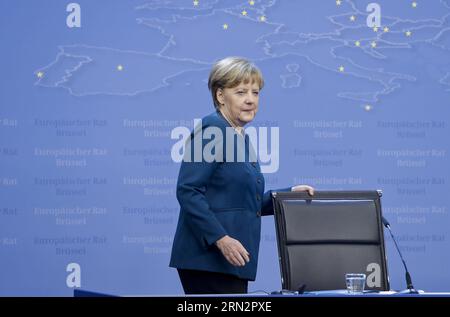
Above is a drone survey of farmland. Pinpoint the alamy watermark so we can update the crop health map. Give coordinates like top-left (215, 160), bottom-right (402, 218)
top-left (171, 119), bottom-right (279, 173)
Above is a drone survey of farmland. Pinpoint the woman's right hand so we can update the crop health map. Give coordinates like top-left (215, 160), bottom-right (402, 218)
top-left (215, 235), bottom-right (250, 267)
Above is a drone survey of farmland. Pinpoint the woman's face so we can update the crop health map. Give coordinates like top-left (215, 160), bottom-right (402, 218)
top-left (217, 81), bottom-right (260, 127)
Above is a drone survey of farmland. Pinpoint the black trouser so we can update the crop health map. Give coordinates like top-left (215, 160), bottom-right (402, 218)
top-left (177, 269), bottom-right (248, 294)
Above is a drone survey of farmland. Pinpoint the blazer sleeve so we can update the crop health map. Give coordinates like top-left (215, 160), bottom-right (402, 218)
top-left (176, 124), bottom-right (227, 249)
top-left (261, 187), bottom-right (292, 216)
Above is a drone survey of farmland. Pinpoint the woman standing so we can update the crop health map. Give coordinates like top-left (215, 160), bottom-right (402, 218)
top-left (170, 57), bottom-right (314, 294)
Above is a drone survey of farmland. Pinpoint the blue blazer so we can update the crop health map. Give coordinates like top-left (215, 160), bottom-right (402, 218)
top-left (169, 111), bottom-right (289, 280)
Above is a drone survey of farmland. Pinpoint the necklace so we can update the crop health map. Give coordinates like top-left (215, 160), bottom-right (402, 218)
top-left (220, 110), bottom-right (244, 136)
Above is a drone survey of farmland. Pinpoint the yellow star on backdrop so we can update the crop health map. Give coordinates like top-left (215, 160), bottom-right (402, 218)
top-left (117, 65), bottom-right (124, 71)
top-left (193, 0), bottom-right (199, 6)
top-left (249, 0), bottom-right (255, 5)
top-left (339, 66), bottom-right (345, 72)
top-left (355, 41), bottom-right (361, 47)
top-left (383, 27), bottom-right (389, 33)
top-left (350, 15), bottom-right (356, 22)
top-left (406, 30), bottom-right (412, 37)
top-left (371, 41), bottom-right (377, 48)
top-left (373, 26), bottom-right (379, 32)
top-left (259, 16), bottom-right (266, 22)
top-left (242, 10), bottom-right (248, 16)
top-left (223, 23), bottom-right (229, 30)
top-left (336, 0), bottom-right (342, 6)
top-left (412, 2), bottom-right (418, 8)
top-left (36, 71), bottom-right (44, 78)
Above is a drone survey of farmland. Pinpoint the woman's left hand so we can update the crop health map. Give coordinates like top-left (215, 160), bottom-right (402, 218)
top-left (291, 185), bottom-right (315, 196)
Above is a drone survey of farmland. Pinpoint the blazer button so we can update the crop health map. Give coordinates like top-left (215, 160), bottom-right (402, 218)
top-left (257, 178), bottom-right (261, 184)
top-left (256, 195), bottom-right (261, 201)
top-left (256, 211), bottom-right (262, 217)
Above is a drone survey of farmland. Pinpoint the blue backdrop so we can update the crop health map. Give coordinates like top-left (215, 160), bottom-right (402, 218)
top-left (1, 0), bottom-right (449, 296)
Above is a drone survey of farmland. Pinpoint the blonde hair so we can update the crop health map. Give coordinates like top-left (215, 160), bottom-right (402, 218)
top-left (208, 57), bottom-right (264, 110)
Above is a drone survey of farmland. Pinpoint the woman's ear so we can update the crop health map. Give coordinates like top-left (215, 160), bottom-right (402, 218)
top-left (216, 88), bottom-right (224, 106)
